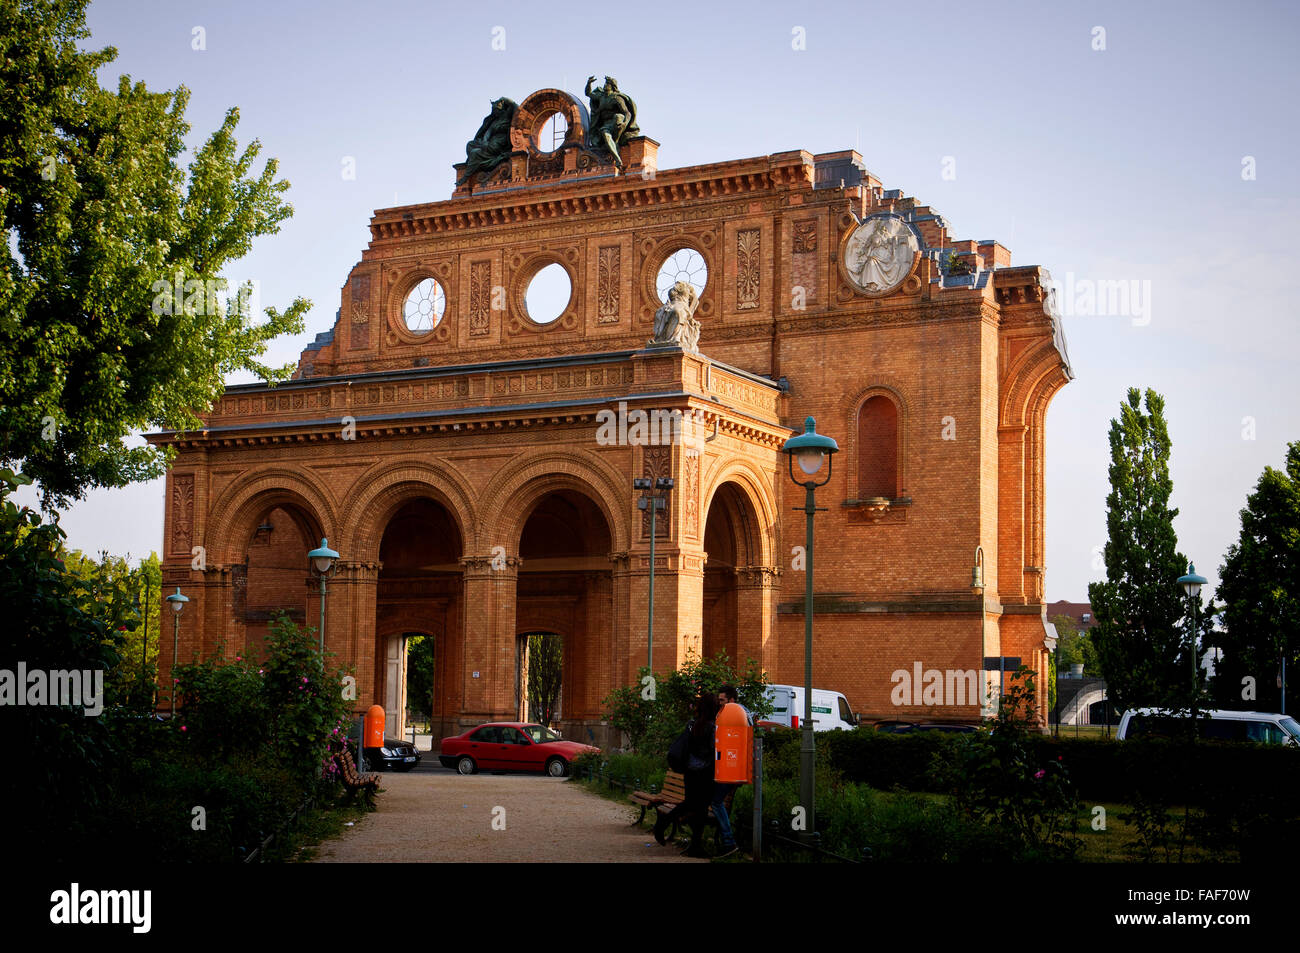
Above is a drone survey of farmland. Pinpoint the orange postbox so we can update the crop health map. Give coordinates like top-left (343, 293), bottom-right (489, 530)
top-left (714, 702), bottom-right (752, 784)
top-left (365, 704), bottom-right (385, 748)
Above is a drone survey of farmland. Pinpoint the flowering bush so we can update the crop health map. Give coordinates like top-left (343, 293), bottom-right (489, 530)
top-left (173, 612), bottom-right (354, 782)
top-left (930, 667), bottom-right (1081, 861)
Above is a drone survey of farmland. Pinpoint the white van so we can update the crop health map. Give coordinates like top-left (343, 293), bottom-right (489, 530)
top-left (761, 684), bottom-right (857, 731)
top-left (1117, 708), bottom-right (1300, 746)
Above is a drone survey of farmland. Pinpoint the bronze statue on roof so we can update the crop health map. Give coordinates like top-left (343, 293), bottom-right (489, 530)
top-left (585, 76), bottom-right (638, 168)
top-left (458, 97), bottom-right (518, 186)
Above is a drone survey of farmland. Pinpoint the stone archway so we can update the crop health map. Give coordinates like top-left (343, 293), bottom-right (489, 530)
top-left (513, 488), bottom-right (614, 745)
top-left (237, 501), bottom-right (324, 659)
top-left (376, 497), bottom-right (464, 741)
top-left (701, 475), bottom-right (777, 670)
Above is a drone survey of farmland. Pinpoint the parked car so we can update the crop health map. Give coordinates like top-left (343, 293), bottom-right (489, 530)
top-left (871, 720), bottom-right (919, 734)
top-left (438, 722), bottom-right (599, 777)
top-left (1117, 708), bottom-right (1300, 745)
top-left (363, 736), bottom-right (422, 771)
top-left (915, 722), bottom-right (980, 734)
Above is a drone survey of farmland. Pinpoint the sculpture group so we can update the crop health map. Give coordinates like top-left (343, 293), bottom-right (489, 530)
top-left (458, 76), bottom-right (641, 186)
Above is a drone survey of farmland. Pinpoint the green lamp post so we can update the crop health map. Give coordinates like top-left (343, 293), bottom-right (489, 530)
top-left (781, 416), bottom-right (838, 840)
top-left (308, 538), bottom-right (340, 655)
top-left (165, 586), bottom-right (188, 719)
top-left (1177, 561), bottom-right (1207, 692)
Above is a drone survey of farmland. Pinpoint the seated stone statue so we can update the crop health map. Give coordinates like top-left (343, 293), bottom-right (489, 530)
top-left (458, 97), bottom-right (517, 186)
top-left (650, 281), bottom-right (701, 352)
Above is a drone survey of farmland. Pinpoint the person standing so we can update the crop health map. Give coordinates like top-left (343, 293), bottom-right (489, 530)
top-left (655, 693), bottom-right (718, 858)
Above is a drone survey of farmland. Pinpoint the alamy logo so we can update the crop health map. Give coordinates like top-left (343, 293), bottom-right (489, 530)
top-left (49, 883), bottom-right (151, 933)
top-left (1044, 271), bottom-right (1152, 326)
top-left (0, 663), bottom-right (103, 716)
top-left (891, 662), bottom-right (980, 706)
top-left (595, 401), bottom-right (708, 447)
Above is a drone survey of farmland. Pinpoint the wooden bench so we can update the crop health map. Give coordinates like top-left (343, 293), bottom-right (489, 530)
top-left (337, 747), bottom-right (381, 806)
top-left (630, 770), bottom-right (735, 846)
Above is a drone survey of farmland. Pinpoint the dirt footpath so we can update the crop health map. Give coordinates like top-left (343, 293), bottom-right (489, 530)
top-left (313, 771), bottom-right (702, 863)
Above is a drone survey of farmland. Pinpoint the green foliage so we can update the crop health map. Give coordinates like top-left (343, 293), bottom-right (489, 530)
top-left (1051, 615), bottom-right (1099, 674)
top-left (1216, 440), bottom-right (1300, 713)
top-left (1088, 388), bottom-right (1195, 713)
top-left (931, 669), bottom-right (1081, 860)
top-left (601, 652), bottom-right (771, 755)
top-left (527, 632), bottom-right (563, 724)
top-left (0, 468), bottom-right (126, 818)
top-left (172, 612), bottom-right (356, 785)
top-left (58, 548), bottom-right (162, 708)
top-left (942, 250), bottom-right (973, 276)
top-left (0, 0), bottom-right (310, 505)
top-left (405, 634), bottom-right (434, 717)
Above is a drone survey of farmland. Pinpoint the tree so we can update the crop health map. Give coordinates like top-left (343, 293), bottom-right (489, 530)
top-left (527, 633), bottom-right (563, 725)
top-left (1050, 614), bottom-right (1099, 675)
top-left (1215, 440), bottom-right (1300, 713)
top-left (405, 634), bottom-right (435, 721)
top-left (1088, 388), bottom-right (1194, 714)
top-left (0, 468), bottom-right (129, 827)
top-left (59, 548), bottom-right (161, 708)
top-left (0, 1), bottom-right (309, 506)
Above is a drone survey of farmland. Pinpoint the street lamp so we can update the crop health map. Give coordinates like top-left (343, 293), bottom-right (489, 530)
top-left (635, 477), bottom-right (673, 670)
top-left (1177, 561), bottom-right (1207, 692)
top-left (971, 545), bottom-right (989, 716)
top-left (781, 416), bottom-right (838, 840)
top-left (165, 586), bottom-right (188, 719)
top-left (308, 537), bottom-right (340, 655)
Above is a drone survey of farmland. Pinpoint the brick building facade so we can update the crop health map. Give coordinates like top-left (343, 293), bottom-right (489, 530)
top-left (148, 86), bottom-right (1072, 745)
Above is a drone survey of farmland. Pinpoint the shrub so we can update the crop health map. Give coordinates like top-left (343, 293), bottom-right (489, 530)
top-left (602, 652), bottom-right (771, 755)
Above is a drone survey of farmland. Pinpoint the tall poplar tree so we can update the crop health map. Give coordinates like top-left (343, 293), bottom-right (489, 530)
top-left (1215, 440), bottom-right (1300, 713)
top-left (1088, 388), bottom-right (1193, 713)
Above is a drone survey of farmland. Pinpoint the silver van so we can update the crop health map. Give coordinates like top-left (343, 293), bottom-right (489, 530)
top-left (1117, 708), bottom-right (1300, 745)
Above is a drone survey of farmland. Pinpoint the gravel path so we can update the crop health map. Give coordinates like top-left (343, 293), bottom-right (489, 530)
top-left (313, 768), bottom-right (702, 863)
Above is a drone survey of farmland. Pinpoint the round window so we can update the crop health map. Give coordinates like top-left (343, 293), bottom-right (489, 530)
top-left (525, 263), bottom-right (572, 324)
top-left (655, 247), bottom-right (708, 302)
top-left (402, 278), bottom-right (446, 334)
top-left (537, 111), bottom-right (569, 154)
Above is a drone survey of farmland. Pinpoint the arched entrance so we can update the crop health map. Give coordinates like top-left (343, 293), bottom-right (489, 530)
top-left (377, 497), bottom-right (463, 740)
top-left (514, 489), bottom-right (613, 743)
top-left (703, 480), bottom-right (768, 666)
top-left (238, 503), bottom-right (323, 659)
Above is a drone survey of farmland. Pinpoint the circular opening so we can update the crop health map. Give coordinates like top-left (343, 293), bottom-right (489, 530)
top-left (402, 278), bottom-right (445, 334)
top-left (537, 111), bottom-right (568, 154)
top-left (525, 263), bottom-right (571, 324)
top-left (655, 247), bottom-right (708, 303)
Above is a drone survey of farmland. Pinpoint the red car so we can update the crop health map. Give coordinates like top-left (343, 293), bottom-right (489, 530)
top-left (437, 722), bottom-right (599, 777)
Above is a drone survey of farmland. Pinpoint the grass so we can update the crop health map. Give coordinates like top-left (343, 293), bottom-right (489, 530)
top-left (570, 766), bottom-right (1243, 863)
top-left (274, 789), bottom-right (380, 863)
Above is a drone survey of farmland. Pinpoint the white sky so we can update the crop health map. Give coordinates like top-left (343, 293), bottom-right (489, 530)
top-left (16, 0), bottom-right (1300, 604)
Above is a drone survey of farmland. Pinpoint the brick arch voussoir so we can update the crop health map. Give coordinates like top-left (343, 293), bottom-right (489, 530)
top-left (207, 469), bottom-right (337, 564)
top-left (480, 449), bottom-right (629, 555)
top-left (339, 460), bottom-right (477, 562)
top-left (700, 459), bottom-right (777, 567)
top-left (1001, 340), bottom-right (1070, 428)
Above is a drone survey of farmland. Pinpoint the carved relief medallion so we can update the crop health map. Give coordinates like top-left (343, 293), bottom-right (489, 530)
top-left (840, 214), bottom-right (919, 296)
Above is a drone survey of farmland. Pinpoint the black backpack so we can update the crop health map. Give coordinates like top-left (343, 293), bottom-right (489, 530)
top-left (666, 721), bottom-right (693, 773)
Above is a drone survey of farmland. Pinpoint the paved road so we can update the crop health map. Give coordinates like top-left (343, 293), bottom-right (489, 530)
top-left (313, 764), bottom-right (701, 863)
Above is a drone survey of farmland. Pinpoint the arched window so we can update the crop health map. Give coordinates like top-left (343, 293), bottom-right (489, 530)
top-left (857, 395), bottom-right (899, 500)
